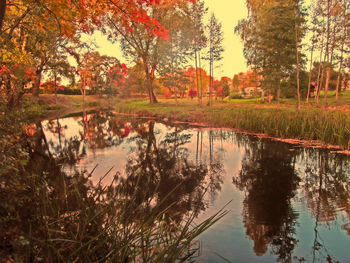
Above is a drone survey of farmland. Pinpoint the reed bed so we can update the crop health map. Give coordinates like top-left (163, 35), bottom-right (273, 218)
top-left (115, 101), bottom-right (350, 149)
top-left (1, 163), bottom-right (227, 262)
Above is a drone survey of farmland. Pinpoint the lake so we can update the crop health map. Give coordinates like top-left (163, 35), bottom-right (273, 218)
top-left (37, 111), bottom-right (350, 262)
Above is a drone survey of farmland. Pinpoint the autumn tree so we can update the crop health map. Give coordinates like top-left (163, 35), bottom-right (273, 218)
top-left (159, 70), bottom-right (190, 101)
top-left (105, 61), bottom-right (129, 96)
top-left (184, 0), bottom-right (207, 104)
top-left (104, 1), bottom-right (193, 104)
top-left (0, 0), bottom-right (175, 109)
top-left (44, 49), bottom-right (73, 103)
top-left (0, 0), bottom-right (86, 108)
top-left (218, 77), bottom-right (230, 100)
top-left (232, 74), bottom-right (240, 91)
top-left (125, 61), bottom-right (148, 94)
top-left (157, 3), bottom-right (194, 104)
top-left (82, 52), bottom-right (125, 96)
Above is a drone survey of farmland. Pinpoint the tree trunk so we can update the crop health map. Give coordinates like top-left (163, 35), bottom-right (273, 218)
top-left (317, 58), bottom-right (326, 104)
top-left (315, 61), bottom-right (323, 104)
top-left (54, 72), bottom-right (58, 104)
top-left (323, 67), bottom-right (330, 109)
top-left (322, 0), bottom-right (331, 108)
top-left (195, 50), bottom-right (200, 104)
top-left (0, 0), bottom-right (6, 31)
top-left (80, 75), bottom-right (86, 104)
top-left (296, 59), bottom-right (301, 112)
top-left (315, 20), bottom-right (326, 104)
top-left (209, 49), bottom-right (212, 106)
top-left (32, 71), bottom-right (42, 97)
top-left (174, 87), bottom-right (178, 106)
top-left (306, 67), bottom-right (312, 104)
top-left (307, 31), bottom-right (315, 104)
top-left (336, 74), bottom-right (341, 101)
top-left (196, 131), bottom-right (199, 164)
top-left (144, 65), bottom-right (158, 104)
top-left (199, 51), bottom-right (203, 104)
top-left (295, 9), bottom-right (301, 112)
top-left (147, 81), bottom-right (158, 104)
top-left (6, 82), bottom-right (25, 110)
top-left (260, 89), bottom-right (265, 103)
top-left (276, 79), bottom-right (281, 108)
top-left (336, 11), bottom-right (346, 101)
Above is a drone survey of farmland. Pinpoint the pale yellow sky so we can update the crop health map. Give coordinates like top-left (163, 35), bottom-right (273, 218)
top-left (204, 0), bottom-right (248, 78)
top-left (92, 0), bottom-right (249, 79)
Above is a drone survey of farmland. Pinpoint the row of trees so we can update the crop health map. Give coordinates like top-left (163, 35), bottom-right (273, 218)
top-left (235, 0), bottom-right (349, 109)
top-left (104, 0), bottom-right (225, 104)
top-left (0, 0), bottom-right (166, 108)
top-left (0, 0), bottom-right (225, 109)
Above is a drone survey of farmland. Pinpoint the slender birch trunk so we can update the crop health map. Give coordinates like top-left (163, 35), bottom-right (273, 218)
top-left (323, 0), bottom-right (331, 109)
top-left (307, 30), bottom-right (315, 103)
top-left (295, 4), bottom-right (301, 112)
top-left (195, 50), bottom-right (200, 104)
top-left (199, 51), bottom-right (203, 104)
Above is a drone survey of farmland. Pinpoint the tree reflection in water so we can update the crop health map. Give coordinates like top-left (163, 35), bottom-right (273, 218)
top-left (4, 110), bottom-right (349, 262)
top-left (233, 135), bottom-right (300, 262)
top-left (117, 121), bottom-right (224, 225)
top-left (1, 111), bottom-right (227, 262)
top-left (299, 148), bottom-right (350, 262)
top-left (233, 132), bottom-right (350, 262)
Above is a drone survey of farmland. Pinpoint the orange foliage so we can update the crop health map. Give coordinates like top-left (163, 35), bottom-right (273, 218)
top-left (164, 90), bottom-right (172, 98)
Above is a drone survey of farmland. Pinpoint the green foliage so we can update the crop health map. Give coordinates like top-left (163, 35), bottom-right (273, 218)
top-left (282, 70), bottom-right (309, 98)
top-left (235, 0), bottom-right (307, 97)
top-left (229, 91), bottom-right (243, 99)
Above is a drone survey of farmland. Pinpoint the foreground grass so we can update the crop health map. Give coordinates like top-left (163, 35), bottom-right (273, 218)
top-left (114, 97), bottom-right (350, 149)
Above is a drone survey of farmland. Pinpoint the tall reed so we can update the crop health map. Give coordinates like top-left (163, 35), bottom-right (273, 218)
top-left (115, 102), bottom-right (350, 148)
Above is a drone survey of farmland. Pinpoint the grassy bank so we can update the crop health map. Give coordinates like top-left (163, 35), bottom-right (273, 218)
top-left (114, 99), bottom-right (350, 149)
top-left (26, 93), bottom-right (350, 149)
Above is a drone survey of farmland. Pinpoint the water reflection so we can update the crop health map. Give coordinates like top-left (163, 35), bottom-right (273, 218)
top-left (13, 111), bottom-right (350, 262)
top-left (2, 112), bottom-right (228, 261)
top-left (40, 112), bottom-right (225, 225)
top-left (233, 135), bottom-right (300, 262)
top-left (298, 148), bottom-right (350, 262)
top-left (117, 121), bottom-right (223, 224)
top-left (300, 149), bottom-right (350, 225)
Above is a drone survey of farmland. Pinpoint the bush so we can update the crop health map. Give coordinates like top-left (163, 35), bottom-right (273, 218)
top-left (188, 89), bottom-right (197, 99)
top-left (229, 91), bottom-right (243, 99)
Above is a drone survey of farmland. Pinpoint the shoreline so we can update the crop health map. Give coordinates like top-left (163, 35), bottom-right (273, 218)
top-left (32, 95), bottom-right (350, 155)
top-left (110, 110), bottom-right (350, 155)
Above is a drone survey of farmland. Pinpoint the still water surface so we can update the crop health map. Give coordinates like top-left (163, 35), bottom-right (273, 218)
top-left (40, 111), bottom-right (350, 263)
